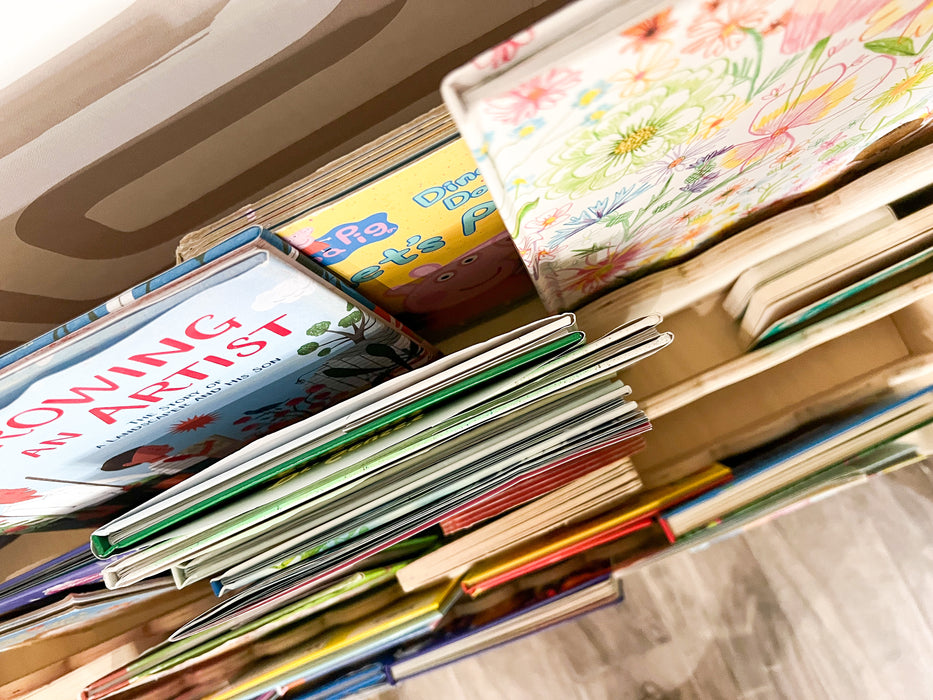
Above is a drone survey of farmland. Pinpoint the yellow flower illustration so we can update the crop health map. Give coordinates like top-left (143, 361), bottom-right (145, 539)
top-left (698, 98), bottom-right (747, 140)
top-left (862, 0), bottom-right (933, 41)
top-left (872, 63), bottom-right (933, 109)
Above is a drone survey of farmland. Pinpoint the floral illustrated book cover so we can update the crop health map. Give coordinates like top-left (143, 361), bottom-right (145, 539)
top-left (0, 228), bottom-right (435, 534)
top-left (443, 0), bottom-right (933, 311)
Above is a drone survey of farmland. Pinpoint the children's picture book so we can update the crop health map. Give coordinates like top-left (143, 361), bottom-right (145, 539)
top-left (0, 544), bottom-right (120, 619)
top-left (80, 565), bottom-right (404, 700)
top-left (675, 441), bottom-right (922, 545)
top-left (437, 436), bottom-right (645, 535)
top-left (458, 462), bottom-right (730, 596)
top-left (660, 385), bottom-right (933, 538)
top-left (753, 241), bottom-right (933, 347)
top-left (177, 108), bottom-right (535, 338)
top-left (0, 579), bottom-right (176, 650)
top-left (168, 540), bottom-right (438, 645)
top-left (207, 580), bottom-right (461, 700)
top-left (734, 202), bottom-right (933, 343)
top-left (274, 663), bottom-right (389, 700)
top-left (0, 226), bottom-right (435, 534)
top-left (275, 138), bottom-right (535, 336)
top-left (442, 0), bottom-right (933, 311)
top-left (390, 564), bottom-right (622, 681)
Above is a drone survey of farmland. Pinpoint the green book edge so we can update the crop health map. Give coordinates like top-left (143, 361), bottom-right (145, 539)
top-left (91, 331), bottom-right (584, 558)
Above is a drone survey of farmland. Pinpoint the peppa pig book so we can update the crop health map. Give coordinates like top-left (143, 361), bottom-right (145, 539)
top-left (0, 227), bottom-right (436, 535)
top-left (175, 108), bottom-right (536, 338)
top-left (274, 137), bottom-right (534, 336)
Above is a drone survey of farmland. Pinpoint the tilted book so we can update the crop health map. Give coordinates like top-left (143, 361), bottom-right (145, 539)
top-left (0, 227), bottom-right (435, 533)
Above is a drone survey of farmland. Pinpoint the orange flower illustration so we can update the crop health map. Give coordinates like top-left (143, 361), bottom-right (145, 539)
top-left (620, 8), bottom-right (677, 52)
top-left (611, 45), bottom-right (679, 96)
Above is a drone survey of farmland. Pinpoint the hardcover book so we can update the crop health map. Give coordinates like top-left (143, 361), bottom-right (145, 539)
top-left (0, 227), bottom-right (435, 533)
top-left (177, 109), bottom-right (535, 338)
top-left (275, 138), bottom-right (534, 335)
top-left (442, 0), bottom-right (933, 311)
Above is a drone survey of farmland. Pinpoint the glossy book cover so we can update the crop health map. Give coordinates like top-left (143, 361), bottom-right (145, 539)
top-left (0, 229), bottom-right (435, 531)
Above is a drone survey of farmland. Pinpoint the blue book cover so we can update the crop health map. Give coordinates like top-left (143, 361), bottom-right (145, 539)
top-left (0, 227), bottom-right (436, 534)
top-left (0, 227), bottom-right (380, 370)
top-left (276, 663), bottom-right (388, 700)
top-left (663, 385), bottom-right (933, 521)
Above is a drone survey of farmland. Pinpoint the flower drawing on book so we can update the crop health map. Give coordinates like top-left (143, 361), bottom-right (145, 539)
top-left (683, 0), bottom-right (770, 58)
top-left (473, 29), bottom-right (535, 69)
top-left (484, 67), bottom-right (582, 124)
top-left (448, 0), bottom-right (933, 310)
top-left (620, 8), bottom-right (677, 53)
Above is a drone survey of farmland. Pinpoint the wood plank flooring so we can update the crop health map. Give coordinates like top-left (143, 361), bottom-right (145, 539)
top-left (387, 461), bottom-right (933, 699)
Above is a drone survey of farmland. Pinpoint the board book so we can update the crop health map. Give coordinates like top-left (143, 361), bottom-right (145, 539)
top-left (177, 108), bottom-right (533, 337)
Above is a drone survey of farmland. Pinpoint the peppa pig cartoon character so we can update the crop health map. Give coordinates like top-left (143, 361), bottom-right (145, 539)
top-left (385, 232), bottom-right (534, 332)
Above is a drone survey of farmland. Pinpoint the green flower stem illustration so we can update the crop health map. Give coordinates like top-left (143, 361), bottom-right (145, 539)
top-left (740, 27), bottom-right (765, 101)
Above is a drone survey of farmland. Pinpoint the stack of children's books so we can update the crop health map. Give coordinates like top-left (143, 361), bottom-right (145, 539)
top-left (78, 307), bottom-right (671, 699)
top-left (7, 0), bottom-right (933, 698)
top-left (0, 194), bottom-right (677, 697)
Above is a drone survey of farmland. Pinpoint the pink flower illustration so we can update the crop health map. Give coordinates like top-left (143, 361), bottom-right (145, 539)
top-left (684, 0), bottom-right (769, 57)
top-left (485, 68), bottom-right (582, 124)
top-left (528, 203), bottom-right (573, 233)
top-left (473, 30), bottom-right (534, 69)
top-left (781, 0), bottom-right (888, 54)
top-left (722, 58), bottom-right (894, 169)
top-left (563, 226), bottom-right (680, 296)
top-left (519, 231), bottom-right (556, 281)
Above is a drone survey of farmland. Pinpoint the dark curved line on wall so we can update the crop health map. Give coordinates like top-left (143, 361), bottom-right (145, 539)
top-left (16, 0), bottom-right (574, 263)
top-left (0, 289), bottom-right (113, 324)
top-left (0, 0), bottom-right (232, 156)
top-left (16, 0), bottom-right (409, 259)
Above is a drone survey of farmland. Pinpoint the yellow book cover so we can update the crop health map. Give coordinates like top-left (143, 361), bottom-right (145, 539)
top-left (208, 580), bottom-right (460, 700)
top-left (274, 139), bottom-right (533, 336)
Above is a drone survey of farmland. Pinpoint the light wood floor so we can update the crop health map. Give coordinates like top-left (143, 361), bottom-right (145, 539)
top-left (386, 461), bottom-right (933, 700)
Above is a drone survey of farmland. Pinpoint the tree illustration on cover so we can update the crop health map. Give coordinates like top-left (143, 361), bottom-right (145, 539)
top-left (297, 302), bottom-right (424, 377)
top-left (456, 0), bottom-right (933, 311)
top-left (233, 303), bottom-right (426, 438)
